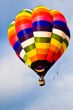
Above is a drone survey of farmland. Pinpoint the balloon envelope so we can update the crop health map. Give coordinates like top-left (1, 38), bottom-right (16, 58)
top-left (8, 6), bottom-right (70, 78)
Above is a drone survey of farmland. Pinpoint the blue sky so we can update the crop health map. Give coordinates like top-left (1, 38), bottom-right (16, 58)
top-left (0, 0), bottom-right (73, 110)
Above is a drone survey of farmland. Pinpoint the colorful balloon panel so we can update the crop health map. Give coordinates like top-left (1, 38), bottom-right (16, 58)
top-left (8, 6), bottom-right (70, 78)
top-left (15, 9), bottom-right (38, 63)
top-left (47, 10), bottom-right (70, 63)
top-left (32, 6), bottom-right (53, 61)
top-left (8, 21), bottom-right (22, 54)
top-left (8, 21), bottom-right (32, 66)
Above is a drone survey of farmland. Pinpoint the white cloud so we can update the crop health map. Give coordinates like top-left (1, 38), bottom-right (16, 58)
top-left (0, 0), bottom-right (73, 109)
top-left (0, 51), bottom-right (35, 103)
top-left (22, 73), bottom-right (73, 110)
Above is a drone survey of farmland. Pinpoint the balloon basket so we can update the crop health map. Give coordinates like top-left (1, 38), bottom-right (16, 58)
top-left (39, 77), bottom-right (45, 86)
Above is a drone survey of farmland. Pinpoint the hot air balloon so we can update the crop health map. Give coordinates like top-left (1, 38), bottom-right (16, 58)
top-left (8, 6), bottom-right (70, 86)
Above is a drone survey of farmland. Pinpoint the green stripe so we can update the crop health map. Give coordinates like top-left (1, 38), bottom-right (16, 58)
top-left (52, 33), bottom-right (63, 43)
top-left (18, 9), bottom-right (32, 14)
top-left (24, 10), bottom-right (32, 14)
top-left (34, 37), bottom-right (50, 43)
top-left (24, 43), bottom-right (35, 52)
top-left (63, 39), bottom-right (69, 47)
top-left (8, 23), bottom-right (14, 29)
top-left (23, 54), bottom-right (28, 61)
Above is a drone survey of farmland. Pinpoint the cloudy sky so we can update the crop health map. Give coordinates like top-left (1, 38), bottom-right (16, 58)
top-left (0, 0), bottom-right (73, 110)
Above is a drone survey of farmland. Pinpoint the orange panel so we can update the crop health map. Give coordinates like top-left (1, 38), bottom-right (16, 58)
top-left (30, 55), bottom-right (38, 62)
top-left (59, 46), bottom-right (64, 54)
top-left (37, 54), bottom-right (47, 60)
top-left (49, 44), bottom-right (59, 53)
top-left (36, 48), bottom-right (48, 54)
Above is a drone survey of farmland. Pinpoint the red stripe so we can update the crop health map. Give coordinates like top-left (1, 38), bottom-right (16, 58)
top-left (32, 15), bottom-right (53, 23)
top-left (32, 11), bottom-right (52, 19)
top-left (53, 14), bottom-right (66, 23)
top-left (15, 19), bottom-right (32, 27)
top-left (8, 32), bottom-right (16, 39)
top-left (47, 50), bottom-right (56, 62)
top-left (16, 15), bottom-right (31, 23)
top-left (15, 24), bottom-right (32, 33)
top-left (9, 37), bottom-right (18, 47)
top-left (53, 50), bottom-right (62, 61)
top-left (53, 53), bottom-right (59, 61)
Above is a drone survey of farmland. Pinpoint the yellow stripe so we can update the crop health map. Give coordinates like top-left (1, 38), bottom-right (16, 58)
top-left (25, 59), bottom-right (31, 66)
top-left (27, 49), bottom-right (37, 58)
top-left (8, 27), bottom-right (15, 34)
top-left (35, 43), bottom-right (49, 49)
top-left (32, 6), bottom-right (49, 14)
top-left (62, 42), bottom-right (67, 51)
top-left (51, 38), bottom-right (62, 48)
top-left (33, 6), bottom-right (48, 11)
top-left (50, 10), bottom-right (59, 15)
top-left (16, 12), bottom-right (31, 19)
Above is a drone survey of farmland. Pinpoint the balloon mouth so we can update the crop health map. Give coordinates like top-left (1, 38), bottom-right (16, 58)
top-left (35, 65), bottom-right (45, 72)
top-left (31, 60), bottom-right (55, 77)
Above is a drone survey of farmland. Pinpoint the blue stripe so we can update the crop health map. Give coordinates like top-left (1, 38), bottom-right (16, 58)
top-left (32, 21), bottom-right (53, 28)
top-left (66, 28), bottom-right (70, 38)
top-left (13, 41), bottom-right (22, 54)
top-left (17, 28), bottom-right (33, 38)
top-left (53, 20), bottom-right (70, 37)
top-left (53, 21), bottom-right (67, 28)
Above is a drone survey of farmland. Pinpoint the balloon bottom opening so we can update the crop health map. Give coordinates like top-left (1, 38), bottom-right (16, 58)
top-left (35, 65), bottom-right (45, 73)
top-left (31, 60), bottom-right (55, 77)
top-left (39, 77), bottom-right (45, 86)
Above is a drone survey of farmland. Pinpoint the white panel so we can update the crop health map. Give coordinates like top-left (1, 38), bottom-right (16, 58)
top-left (53, 28), bottom-right (70, 43)
top-left (33, 31), bottom-right (52, 37)
top-left (20, 49), bottom-right (26, 59)
top-left (21, 37), bottom-right (34, 48)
